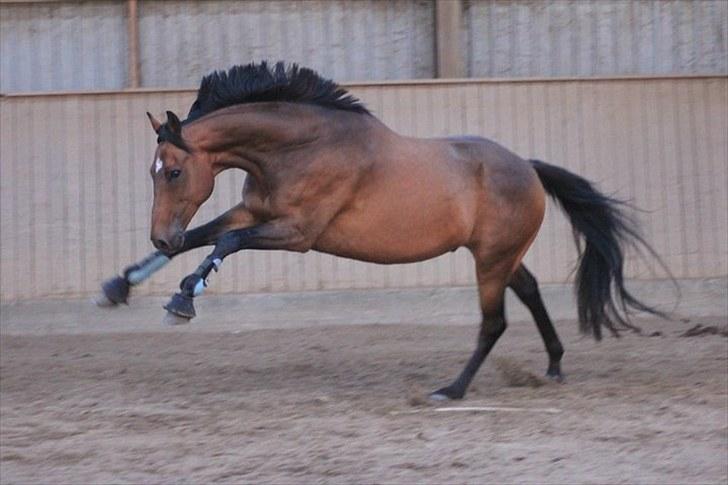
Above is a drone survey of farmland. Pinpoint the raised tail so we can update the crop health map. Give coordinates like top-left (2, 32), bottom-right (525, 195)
top-left (530, 159), bottom-right (666, 340)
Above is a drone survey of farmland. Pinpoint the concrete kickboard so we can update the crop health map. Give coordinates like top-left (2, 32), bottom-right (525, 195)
top-left (1, 278), bottom-right (725, 335)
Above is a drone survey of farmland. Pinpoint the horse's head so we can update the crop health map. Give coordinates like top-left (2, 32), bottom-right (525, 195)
top-left (147, 111), bottom-right (215, 254)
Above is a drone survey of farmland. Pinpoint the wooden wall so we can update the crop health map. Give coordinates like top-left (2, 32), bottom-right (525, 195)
top-left (1, 76), bottom-right (726, 302)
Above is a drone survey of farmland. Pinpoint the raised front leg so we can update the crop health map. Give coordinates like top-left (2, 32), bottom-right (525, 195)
top-left (95, 250), bottom-right (172, 306)
top-left (163, 219), bottom-right (306, 324)
top-left (95, 203), bottom-right (255, 307)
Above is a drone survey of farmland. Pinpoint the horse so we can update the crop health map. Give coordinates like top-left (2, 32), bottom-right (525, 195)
top-left (96, 61), bottom-right (663, 400)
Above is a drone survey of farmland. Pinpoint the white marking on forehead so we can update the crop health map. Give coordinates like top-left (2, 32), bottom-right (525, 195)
top-left (154, 158), bottom-right (164, 173)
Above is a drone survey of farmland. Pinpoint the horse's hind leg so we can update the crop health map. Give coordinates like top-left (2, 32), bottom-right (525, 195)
top-left (431, 259), bottom-right (511, 400)
top-left (508, 264), bottom-right (564, 381)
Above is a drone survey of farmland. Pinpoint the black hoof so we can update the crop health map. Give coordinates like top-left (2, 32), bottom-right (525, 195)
top-left (430, 385), bottom-right (465, 401)
top-left (546, 372), bottom-right (565, 383)
top-left (164, 293), bottom-right (196, 319)
top-left (98, 276), bottom-right (130, 305)
top-left (546, 363), bottom-right (564, 383)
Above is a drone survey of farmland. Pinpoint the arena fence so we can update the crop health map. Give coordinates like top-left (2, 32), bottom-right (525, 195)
top-left (0, 75), bottom-right (726, 302)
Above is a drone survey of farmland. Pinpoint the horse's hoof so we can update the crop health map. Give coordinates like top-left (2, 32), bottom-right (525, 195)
top-left (429, 386), bottom-right (464, 401)
top-left (98, 275), bottom-right (130, 306)
top-left (163, 293), bottom-right (196, 319)
top-left (93, 292), bottom-right (116, 307)
top-left (162, 311), bottom-right (192, 326)
top-left (546, 363), bottom-right (564, 383)
top-left (546, 372), bottom-right (565, 383)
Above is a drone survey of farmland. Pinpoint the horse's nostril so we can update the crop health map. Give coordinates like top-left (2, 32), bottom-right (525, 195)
top-left (153, 238), bottom-right (171, 252)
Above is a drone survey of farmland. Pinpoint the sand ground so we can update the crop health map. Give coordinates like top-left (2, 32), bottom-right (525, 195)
top-left (1, 300), bottom-right (726, 484)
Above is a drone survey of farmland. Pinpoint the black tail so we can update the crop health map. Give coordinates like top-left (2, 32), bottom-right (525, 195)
top-left (530, 159), bottom-right (666, 340)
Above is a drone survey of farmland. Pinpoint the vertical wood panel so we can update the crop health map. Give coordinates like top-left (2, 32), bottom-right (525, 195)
top-left (1, 77), bottom-right (726, 302)
top-left (706, 78), bottom-right (728, 276)
top-left (0, 100), bottom-right (15, 300)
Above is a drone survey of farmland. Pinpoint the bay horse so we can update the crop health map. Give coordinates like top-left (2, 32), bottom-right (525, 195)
top-left (97, 62), bottom-right (662, 400)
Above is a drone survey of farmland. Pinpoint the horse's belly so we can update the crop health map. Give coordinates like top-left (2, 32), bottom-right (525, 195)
top-left (314, 229), bottom-right (457, 264)
top-left (313, 198), bottom-right (471, 264)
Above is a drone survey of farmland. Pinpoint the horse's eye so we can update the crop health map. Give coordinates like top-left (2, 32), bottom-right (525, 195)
top-left (169, 169), bottom-right (182, 180)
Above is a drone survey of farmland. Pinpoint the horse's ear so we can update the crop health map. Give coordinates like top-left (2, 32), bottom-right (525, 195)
top-left (166, 110), bottom-right (182, 135)
top-left (147, 112), bottom-right (162, 133)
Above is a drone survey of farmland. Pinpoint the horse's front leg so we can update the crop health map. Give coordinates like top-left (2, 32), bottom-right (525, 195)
top-left (95, 203), bottom-right (254, 306)
top-left (163, 219), bottom-right (307, 325)
top-left (95, 250), bottom-right (173, 306)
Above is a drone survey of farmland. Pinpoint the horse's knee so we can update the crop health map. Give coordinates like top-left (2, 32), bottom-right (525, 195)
top-left (215, 231), bottom-right (242, 257)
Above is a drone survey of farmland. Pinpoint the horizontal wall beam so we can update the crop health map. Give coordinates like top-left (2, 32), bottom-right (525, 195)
top-left (4, 74), bottom-right (726, 99)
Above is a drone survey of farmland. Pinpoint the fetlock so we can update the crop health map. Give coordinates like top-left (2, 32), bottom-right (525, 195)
top-left (180, 274), bottom-right (206, 297)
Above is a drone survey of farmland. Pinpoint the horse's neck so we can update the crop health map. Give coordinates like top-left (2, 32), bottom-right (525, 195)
top-left (188, 104), bottom-right (331, 172)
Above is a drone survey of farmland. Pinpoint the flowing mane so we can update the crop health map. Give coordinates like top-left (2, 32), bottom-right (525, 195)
top-left (156, 62), bottom-right (370, 148)
top-left (185, 61), bottom-right (370, 122)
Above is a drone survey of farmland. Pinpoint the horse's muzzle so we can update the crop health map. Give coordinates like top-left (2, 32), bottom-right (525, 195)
top-left (152, 232), bottom-right (184, 255)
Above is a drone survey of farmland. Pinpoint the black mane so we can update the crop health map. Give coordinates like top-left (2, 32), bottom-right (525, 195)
top-left (185, 61), bottom-right (370, 122)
